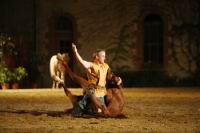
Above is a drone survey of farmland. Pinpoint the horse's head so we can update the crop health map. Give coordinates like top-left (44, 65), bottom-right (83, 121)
top-left (57, 53), bottom-right (69, 72)
top-left (107, 75), bottom-right (123, 89)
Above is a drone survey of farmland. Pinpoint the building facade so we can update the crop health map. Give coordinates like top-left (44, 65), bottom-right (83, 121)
top-left (1, 0), bottom-right (199, 87)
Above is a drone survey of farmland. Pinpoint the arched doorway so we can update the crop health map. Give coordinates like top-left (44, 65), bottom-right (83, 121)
top-left (56, 16), bottom-right (73, 50)
top-left (48, 14), bottom-right (77, 66)
top-left (48, 13), bottom-right (78, 87)
top-left (143, 14), bottom-right (164, 70)
top-left (55, 15), bottom-right (74, 67)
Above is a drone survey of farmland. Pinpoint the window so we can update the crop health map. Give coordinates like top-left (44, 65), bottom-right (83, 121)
top-left (56, 16), bottom-right (73, 32)
top-left (144, 14), bottom-right (163, 68)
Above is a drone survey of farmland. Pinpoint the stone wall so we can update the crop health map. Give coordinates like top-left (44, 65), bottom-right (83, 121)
top-left (1, 0), bottom-right (199, 87)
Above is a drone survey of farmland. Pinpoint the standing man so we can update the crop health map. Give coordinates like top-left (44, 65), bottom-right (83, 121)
top-left (71, 43), bottom-right (122, 116)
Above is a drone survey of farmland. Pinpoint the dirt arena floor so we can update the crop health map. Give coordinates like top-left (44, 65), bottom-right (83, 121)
top-left (0, 88), bottom-right (200, 133)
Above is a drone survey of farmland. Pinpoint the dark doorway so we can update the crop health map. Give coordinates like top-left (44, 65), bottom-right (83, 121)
top-left (143, 14), bottom-right (164, 69)
top-left (55, 16), bottom-right (73, 54)
top-left (47, 14), bottom-right (76, 87)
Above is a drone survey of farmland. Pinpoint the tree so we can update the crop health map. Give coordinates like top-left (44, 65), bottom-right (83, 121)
top-left (166, 0), bottom-right (200, 80)
top-left (106, 18), bottom-right (138, 72)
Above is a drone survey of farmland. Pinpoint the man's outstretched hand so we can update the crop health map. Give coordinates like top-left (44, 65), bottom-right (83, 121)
top-left (72, 43), bottom-right (77, 53)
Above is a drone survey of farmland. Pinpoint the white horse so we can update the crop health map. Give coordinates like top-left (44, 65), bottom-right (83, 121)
top-left (49, 53), bottom-right (67, 88)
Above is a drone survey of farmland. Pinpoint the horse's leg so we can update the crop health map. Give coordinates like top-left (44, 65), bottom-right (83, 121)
top-left (63, 62), bottom-right (90, 88)
top-left (56, 71), bottom-right (61, 88)
top-left (112, 89), bottom-right (124, 112)
top-left (107, 88), bottom-right (124, 117)
top-left (62, 85), bottom-right (83, 107)
top-left (52, 81), bottom-right (55, 88)
top-left (105, 89), bottom-right (113, 106)
top-left (63, 63), bottom-right (110, 116)
top-left (89, 95), bottom-right (110, 116)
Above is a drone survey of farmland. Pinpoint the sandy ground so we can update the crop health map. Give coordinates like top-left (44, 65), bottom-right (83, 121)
top-left (0, 88), bottom-right (200, 133)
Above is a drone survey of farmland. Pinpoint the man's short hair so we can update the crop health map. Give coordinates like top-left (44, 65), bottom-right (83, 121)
top-left (92, 49), bottom-right (105, 58)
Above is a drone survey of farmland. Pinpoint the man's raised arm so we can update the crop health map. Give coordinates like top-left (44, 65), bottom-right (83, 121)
top-left (72, 43), bottom-right (91, 69)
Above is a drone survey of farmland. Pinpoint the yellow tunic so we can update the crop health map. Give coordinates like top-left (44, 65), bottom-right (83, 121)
top-left (87, 62), bottom-right (109, 97)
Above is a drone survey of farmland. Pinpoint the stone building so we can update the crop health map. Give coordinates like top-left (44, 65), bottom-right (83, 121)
top-left (0, 0), bottom-right (199, 87)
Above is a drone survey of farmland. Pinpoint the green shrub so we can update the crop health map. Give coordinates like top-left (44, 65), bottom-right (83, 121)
top-left (11, 67), bottom-right (28, 83)
top-left (0, 64), bottom-right (12, 84)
